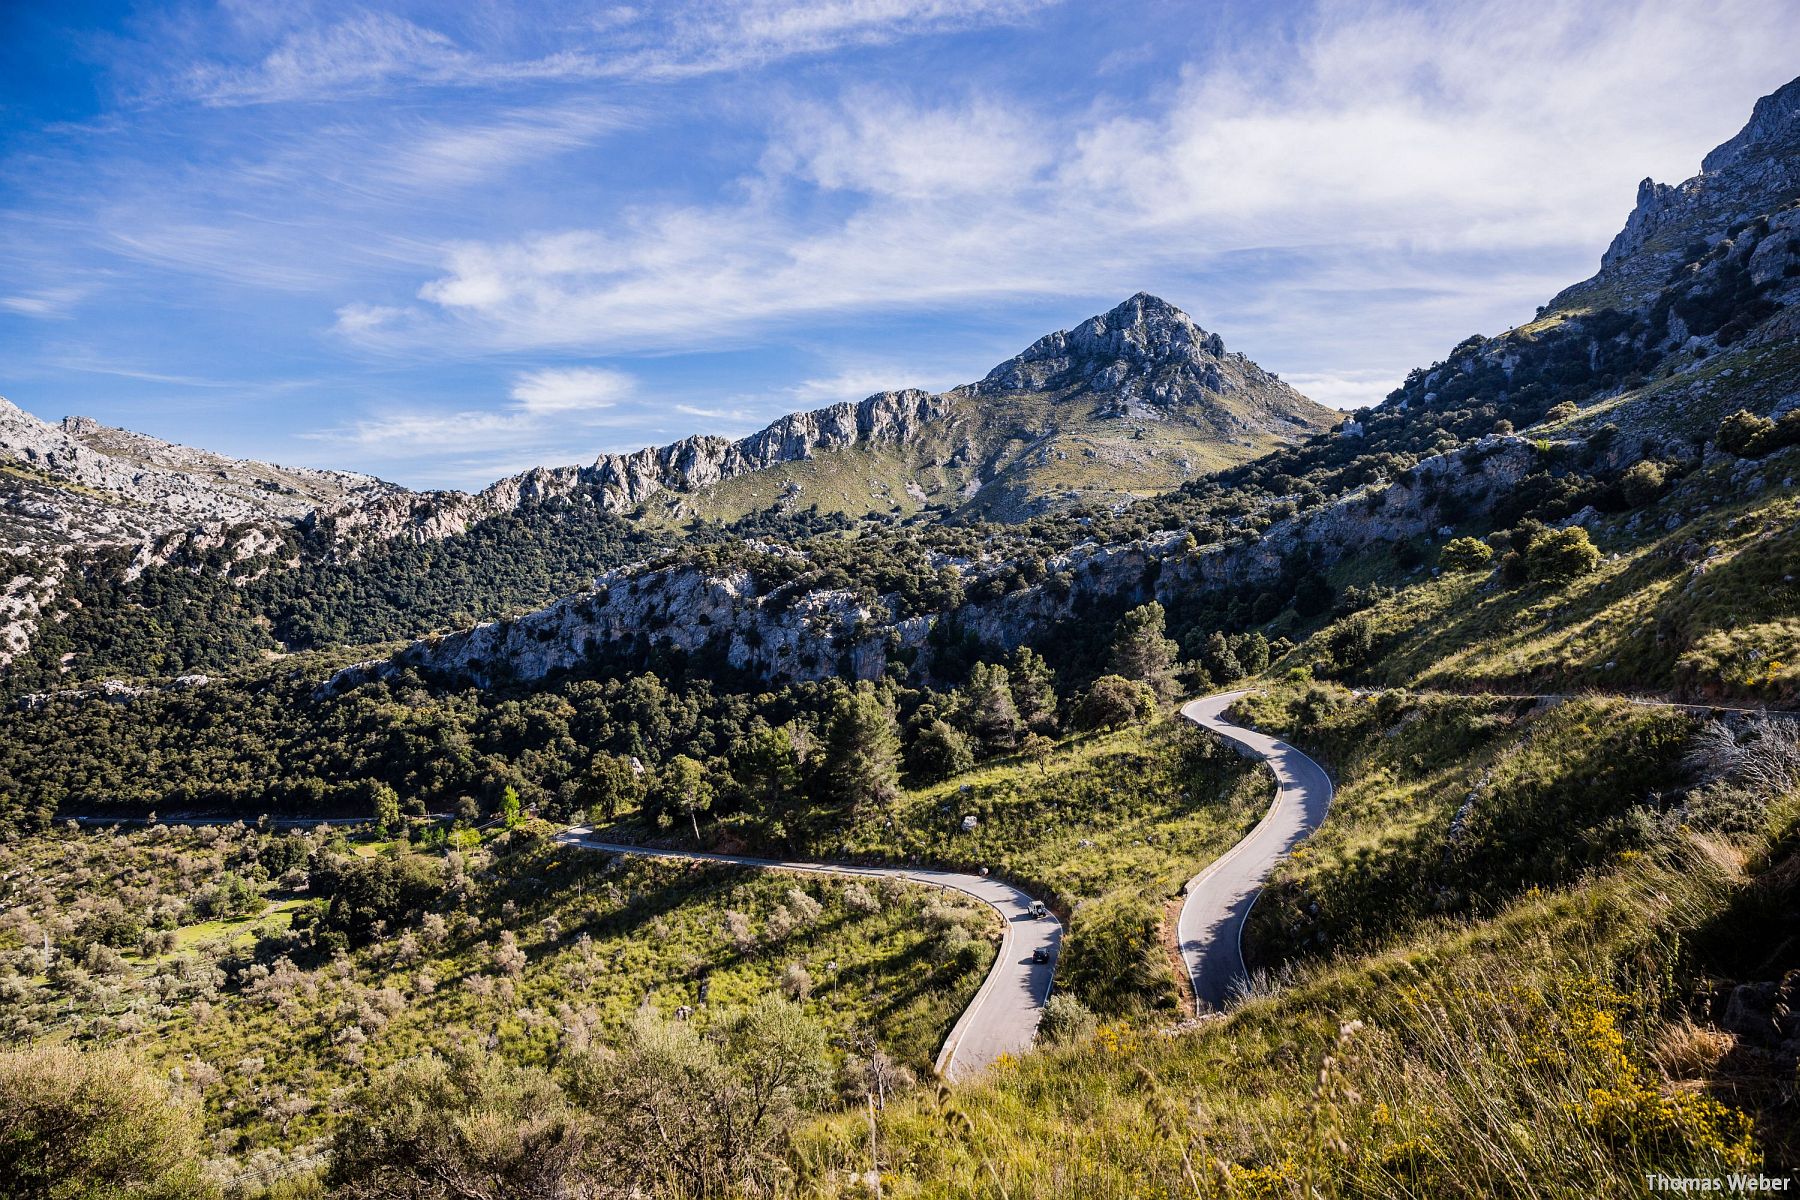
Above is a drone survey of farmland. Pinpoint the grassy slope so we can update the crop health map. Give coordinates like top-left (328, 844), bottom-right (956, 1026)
top-left (647, 390), bottom-right (1315, 528)
top-left (597, 719), bottom-right (1267, 1015)
top-left (788, 741), bottom-right (1795, 1198)
top-left (1340, 451), bottom-right (1799, 706)
top-left (1233, 685), bottom-right (1694, 965)
top-left (798, 720), bottom-right (1263, 912)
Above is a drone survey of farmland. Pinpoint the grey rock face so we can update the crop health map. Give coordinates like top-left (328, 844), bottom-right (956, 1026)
top-left (978, 293), bottom-right (1317, 429)
top-left (308, 389), bottom-right (953, 545)
top-left (0, 397), bottom-right (396, 533)
top-left (2, 292), bottom-right (1326, 669)
top-left (1555, 74), bottom-right (1800, 313)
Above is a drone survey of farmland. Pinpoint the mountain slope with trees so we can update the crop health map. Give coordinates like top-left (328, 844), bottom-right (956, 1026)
top-left (2, 69), bottom-right (1799, 1200)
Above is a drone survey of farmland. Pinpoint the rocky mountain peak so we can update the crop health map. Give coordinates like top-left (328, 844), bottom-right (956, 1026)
top-left (1701, 75), bottom-right (1800, 175)
top-left (1553, 73), bottom-right (1800, 314)
top-left (982, 293), bottom-right (1231, 393)
top-left (973, 294), bottom-right (1327, 435)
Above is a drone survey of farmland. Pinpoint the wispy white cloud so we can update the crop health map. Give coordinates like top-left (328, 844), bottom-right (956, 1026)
top-left (774, 89), bottom-right (1051, 199)
top-left (510, 366), bottom-right (634, 414)
top-left (364, 0), bottom-right (1799, 368)
top-left (0, 287), bottom-right (89, 319)
top-left (1280, 371), bottom-right (1399, 412)
top-left (311, 365), bottom-right (637, 459)
top-left (180, 12), bottom-right (471, 105)
top-left (789, 366), bottom-right (936, 405)
top-left (169, 1), bottom-right (1057, 105)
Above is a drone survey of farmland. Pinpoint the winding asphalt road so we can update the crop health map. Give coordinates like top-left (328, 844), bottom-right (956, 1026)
top-left (1177, 691), bottom-right (1335, 1011)
top-left (553, 828), bottom-right (1061, 1081)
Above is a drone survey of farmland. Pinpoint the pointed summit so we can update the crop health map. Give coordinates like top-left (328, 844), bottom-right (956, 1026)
top-left (983, 293), bottom-right (1230, 393)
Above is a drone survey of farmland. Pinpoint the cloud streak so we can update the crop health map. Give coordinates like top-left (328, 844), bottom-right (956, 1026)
top-left (168, 1), bottom-right (1058, 105)
top-left (358, 0), bottom-right (1799, 369)
top-left (310, 365), bottom-right (637, 462)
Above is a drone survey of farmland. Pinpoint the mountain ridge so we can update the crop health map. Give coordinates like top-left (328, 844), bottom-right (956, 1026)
top-left (3, 294), bottom-right (1330, 553)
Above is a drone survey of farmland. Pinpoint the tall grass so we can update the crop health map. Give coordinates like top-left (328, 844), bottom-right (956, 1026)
top-left (788, 823), bottom-right (1777, 1197)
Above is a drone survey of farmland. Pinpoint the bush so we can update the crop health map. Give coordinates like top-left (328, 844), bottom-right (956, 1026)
top-left (0, 1043), bottom-right (215, 1200)
top-left (1439, 537), bottom-right (1494, 573)
top-left (1073, 676), bottom-right (1159, 731)
top-left (1617, 460), bottom-right (1668, 508)
top-left (1715, 409), bottom-right (1775, 456)
top-left (1037, 993), bottom-right (1099, 1044)
top-left (1526, 527), bottom-right (1602, 583)
top-left (329, 1052), bottom-right (590, 1199)
top-left (907, 718), bottom-right (974, 782)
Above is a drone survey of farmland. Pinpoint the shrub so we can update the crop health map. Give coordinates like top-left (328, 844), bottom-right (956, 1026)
top-left (329, 1052), bottom-right (590, 1199)
top-left (1439, 537), bottom-right (1494, 573)
top-left (1715, 409), bottom-right (1774, 456)
top-left (1037, 993), bottom-right (1099, 1044)
top-left (907, 718), bottom-right (975, 781)
top-left (1617, 460), bottom-right (1669, 508)
top-left (1526, 527), bottom-right (1602, 582)
top-left (1074, 676), bottom-right (1159, 731)
top-left (0, 1043), bottom-right (215, 1200)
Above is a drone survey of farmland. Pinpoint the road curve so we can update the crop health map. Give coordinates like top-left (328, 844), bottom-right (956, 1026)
top-left (553, 828), bottom-right (1060, 1081)
top-left (1177, 691), bottom-right (1334, 1011)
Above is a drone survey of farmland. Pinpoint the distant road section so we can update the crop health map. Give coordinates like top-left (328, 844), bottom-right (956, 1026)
top-left (554, 829), bottom-right (1060, 1081)
top-left (1176, 691), bottom-right (1334, 1011)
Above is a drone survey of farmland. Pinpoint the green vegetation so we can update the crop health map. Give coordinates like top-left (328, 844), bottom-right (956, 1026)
top-left (6, 113), bottom-right (1800, 1199)
top-left (1, 1042), bottom-right (216, 1200)
top-left (1300, 467), bottom-right (1800, 705)
top-left (0, 819), bottom-right (995, 1187)
top-left (1235, 685), bottom-right (1695, 961)
top-left (792, 816), bottom-right (1789, 1195)
top-left (786, 694), bottom-right (1800, 1195)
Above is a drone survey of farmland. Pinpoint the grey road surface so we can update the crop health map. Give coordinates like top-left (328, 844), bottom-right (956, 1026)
top-left (1176, 691), bottom-right (1335, 1011)
top-left (554, 828), bottom-right (1061, 1081)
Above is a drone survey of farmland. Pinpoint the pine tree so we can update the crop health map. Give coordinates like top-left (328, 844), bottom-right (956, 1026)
top-left (908, 718), bottom-right (974, 781)
top-left (735, 724), bottom-right (800, 815)
top-left (1008, 646), bottom-right (1060, 733)
top-left (1109, 602), bottom-right (1179, 698)
top-left (823, 683), bottom-right (900, 815)
top-left (657, 756), bottom-right (713, 841)
top-left (1203, 631), bottom-right (1245, 683)
top-left (964, 662), bottom-right (1022, 754)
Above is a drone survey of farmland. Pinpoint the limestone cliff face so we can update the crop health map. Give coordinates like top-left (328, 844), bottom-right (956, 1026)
top-left (0, 399), bottom-right (396, 539)
top-left (324, 436), bottom-right (1536, 693)
top-left (2, 292), bottom-right (1321, 671)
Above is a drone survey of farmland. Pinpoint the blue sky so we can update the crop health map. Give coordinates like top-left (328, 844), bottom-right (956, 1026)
top-left (3, 1), bottom-right (1797, 490)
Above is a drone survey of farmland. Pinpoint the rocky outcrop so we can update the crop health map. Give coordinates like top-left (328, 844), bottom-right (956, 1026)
top-left (0, 399), bottom-right (396, 533)
top-left (309, 298), bottom-right (1333, 547)
top-left (309, 389), bottom-right (954, 545)
top-left (1553, 75), bottom-right (1800, 314)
